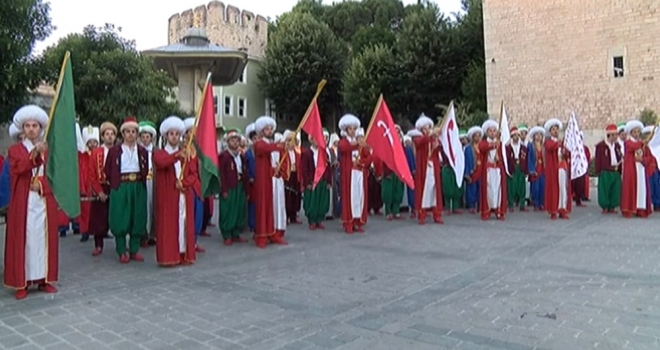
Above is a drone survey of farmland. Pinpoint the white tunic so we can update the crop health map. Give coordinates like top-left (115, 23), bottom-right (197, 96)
top-left (270, 142), bottom-right (287, 230)
top-left (165, 144), bottom-right (186, 253)
top-left (120, 144), bottom-right (140, 173)
top-left (486, 138), bottom-right (502, 209)
top-left (22, 139), bottom-right (48, 281)
top-left (144, 143), bottom-right (154, 234)
top-left (347, 137), bottom-right (365, 218)
top-left (552, 137), bottom-right (568, 210)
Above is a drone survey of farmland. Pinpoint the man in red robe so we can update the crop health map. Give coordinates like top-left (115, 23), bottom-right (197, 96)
top-left (412, 115), bottom-right (444, 225)
top-left (88, 122), bottom-right (116, 256)
top-left (153, 116), bottom-right (198, 266)
top-left (338, 114), bottom-right (370, 233)
top-left (621, 120), bottom-right (653, 218)
top-left (478, 119), bottom-right (507, 221)
top-left (253, 116), bottom-right (287, 248)
top-left (78, 126), bottom-right (99, 243)
top-left (4, 105), bottom-right (58, 300)
top-left (544, 118), bottom-right (572, 219)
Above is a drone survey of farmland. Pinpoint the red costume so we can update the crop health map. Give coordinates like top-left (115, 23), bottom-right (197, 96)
top-left (544, 138), bottom-right (572, 218)
top-left (4, 144), bottom-right (58, 290)
top-left (621, 139), bottom-right (653, 217)
top-left (338, 139), bottom-right (371, 232)
top-left (477, 139), bottom-right (507, 220)
top-left (153, 147), bottom-right (198, 265)
top-left (253, 139), bottom-right (284, 247)
top-left (413, 135), bottom-right (443, 223)
top-left (57, 152), bottom-right (91, 233)
top-left (283, 148), bottom-right (303, 223)
top-left (88, 145), bottom-right (111, 253)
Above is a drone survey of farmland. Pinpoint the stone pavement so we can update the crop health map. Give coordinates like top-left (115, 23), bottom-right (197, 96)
top-left (1, 198), bottom-right (659, 350)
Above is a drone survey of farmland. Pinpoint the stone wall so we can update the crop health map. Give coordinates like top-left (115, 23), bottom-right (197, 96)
top-left (168, 1), bottom-right (268, 58)
top-left (483, 0), bottom-right (660, 145)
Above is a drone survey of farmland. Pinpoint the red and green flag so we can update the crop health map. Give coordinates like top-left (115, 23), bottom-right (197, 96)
top-left (45, 51), bottom-right (81, 217)
top-left (192, 74), bottom-right (220, 197)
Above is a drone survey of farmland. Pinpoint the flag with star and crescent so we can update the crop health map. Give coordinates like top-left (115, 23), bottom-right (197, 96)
top-left (365, 95), bottom-right (414, 189)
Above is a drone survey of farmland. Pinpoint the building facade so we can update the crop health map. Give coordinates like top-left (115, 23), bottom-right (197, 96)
top-left (169, 2), bottom-right (295, 134)
top-left (483, 0), bottom-right (660, 142)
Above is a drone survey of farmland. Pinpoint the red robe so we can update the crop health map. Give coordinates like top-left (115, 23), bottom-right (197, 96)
top-left (621, 139), bottom-right (652, 216)
top-left (254, 139), bottom-right (280, 242)
top-left (4, 144), bottom-right (58, 289)
top-left (413, 135), bottom-right (443, 220)
top-left (544, 138), bottom-right (572, 215)
top-left (57, 152), bottom-right (92, 231)
top-left (338, 139), bottom-right (371, 229)
top-left (583, 146), bottom-right (591, 200)
top-left (478, 140), bottom-right (508, 218)
top-left (152, 148), bottom-right (198, 265)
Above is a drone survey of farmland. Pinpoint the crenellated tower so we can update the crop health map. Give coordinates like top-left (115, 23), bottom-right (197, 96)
top-left (168, 1), bottom-right (268, 58)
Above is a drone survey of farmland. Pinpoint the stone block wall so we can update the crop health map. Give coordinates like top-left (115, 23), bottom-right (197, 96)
top-left (483, 0), bottom-right (660, 146)
top-left (168, 1), bottom-right (268, 58)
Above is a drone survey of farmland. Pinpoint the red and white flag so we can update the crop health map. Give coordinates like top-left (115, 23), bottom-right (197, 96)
top-left (439, 101), bottom-right (465, 188)
top-left (365, 95), bottom-right (414, 189)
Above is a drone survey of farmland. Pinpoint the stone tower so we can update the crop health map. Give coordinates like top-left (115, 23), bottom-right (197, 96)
top-left (483, 0), bottom-right (660, 133)
top-left (168, 1), bottom-right (268, 58)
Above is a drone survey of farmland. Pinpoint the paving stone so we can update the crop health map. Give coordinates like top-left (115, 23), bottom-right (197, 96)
top-left (0, 196), bottom-right (658, 349)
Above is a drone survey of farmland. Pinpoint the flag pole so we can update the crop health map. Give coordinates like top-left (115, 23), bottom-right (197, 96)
top-left (43, 51), bottom-right (71, 141)
top-left (180, 72), bottom-right (212, 181)
top-left (436, 100), bottom-right (453, 131)
top-left (276, 79), bottom-right (327, 172)
top-left (364, 94), bottom-right (384, 139)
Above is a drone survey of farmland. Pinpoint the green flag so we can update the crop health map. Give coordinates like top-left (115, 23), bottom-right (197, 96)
top-left (46, 51), bottom-right (80, 217)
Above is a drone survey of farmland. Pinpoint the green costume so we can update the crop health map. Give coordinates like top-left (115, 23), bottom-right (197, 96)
top-left (598, 170), bottom-right (621, 210)
top-left (442, 166), bottom-right (463, 211)
top-left (109, 181), bottom-right (147, 255)
top-left (508, 163), bottom-right (526, 209)
top-left (220, 182), bottom-right (247, 240)
top-left (381, 173), bottom-right (404, 216)
top-left (304, 180), bottom-right (330, 225)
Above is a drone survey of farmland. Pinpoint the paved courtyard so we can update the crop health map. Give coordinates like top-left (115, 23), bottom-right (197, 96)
top-left (1, 195), bottom-right (660, 350)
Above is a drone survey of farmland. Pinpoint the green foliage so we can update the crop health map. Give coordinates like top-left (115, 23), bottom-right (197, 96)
top-left (342, 44), bottom-right (397, 123)
top-left (0, 0), bottom-right (53, 123)
top-left (263, 0), bottom-right (488, 129)
top-left (351, 26), bottom-right (396, 56)
top-left (40, 24), bottom-right (183, 127)
top-left (460, 60), bottom-right (487, 112)
top-left (258, 12), bottom-right (348, 124)
top-left (639, 108), bottom-right (658, 126)
top-left (393, 5), bottom-right (460, 120)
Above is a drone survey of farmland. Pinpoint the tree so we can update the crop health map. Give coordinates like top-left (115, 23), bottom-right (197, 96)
top-left (639, 108), bottom-right (658, 126)
top-left (258, 12), bottom-right (348, 125)
top-left (454, 0), bottom-right (486, 114)
top-left (0, 0), bottom-right (53, 123)
top-left (394, 4), bottom-right (462, 121)
top-left (342, 44), bottom-right (397, 122)
top-left (40, 24), bottom-right (183, 126)
top-left (351, 26), bottom-right (396, 56)
top-left (460, 60), bottom-right (487, 113)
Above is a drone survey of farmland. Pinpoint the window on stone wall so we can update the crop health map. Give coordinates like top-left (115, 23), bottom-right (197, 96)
top-left (613, 56), bottom-right (624, 78)
top-left (224, 95), bottom-right (233, 116)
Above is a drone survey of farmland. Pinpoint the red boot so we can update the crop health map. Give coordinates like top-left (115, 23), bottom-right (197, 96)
top-left (15, 288), bottom-right (28, 300)
top-left (38, 284), bottom-right (58, 293)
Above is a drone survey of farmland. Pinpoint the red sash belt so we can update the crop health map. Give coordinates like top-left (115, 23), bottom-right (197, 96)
top-left (486, 162), bottom-right (499, 169)
top-left (120, 172), bottom-right (142, 182)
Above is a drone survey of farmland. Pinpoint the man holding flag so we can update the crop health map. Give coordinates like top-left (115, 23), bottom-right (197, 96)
top-left (301, 132), bottom-right (331, 229)
top-left (5, 106), bottom-right (60, 299)
top-left (153, 116), bottom-right (198, 266)
top-left (412, 114), bottom-right (443, 225)
top-left (253, 116), bottom-right (287, 248)
top-left (338, 114), bottom-right (369, 233)
top-left (439, 102), bottom-right (465, 215)
top-left (478, 119), bottom-right (507, 221)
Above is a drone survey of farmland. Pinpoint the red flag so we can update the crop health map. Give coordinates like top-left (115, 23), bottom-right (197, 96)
top-left (302, 101), bottom-right (327, 187)
top-left (194, 79), bottom-right (220, 196)
top-left (365, 96), bottom-right (414, 189)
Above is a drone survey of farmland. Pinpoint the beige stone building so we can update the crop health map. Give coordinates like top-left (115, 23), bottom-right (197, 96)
top-left (483, 0), bottom-right (660, 142)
